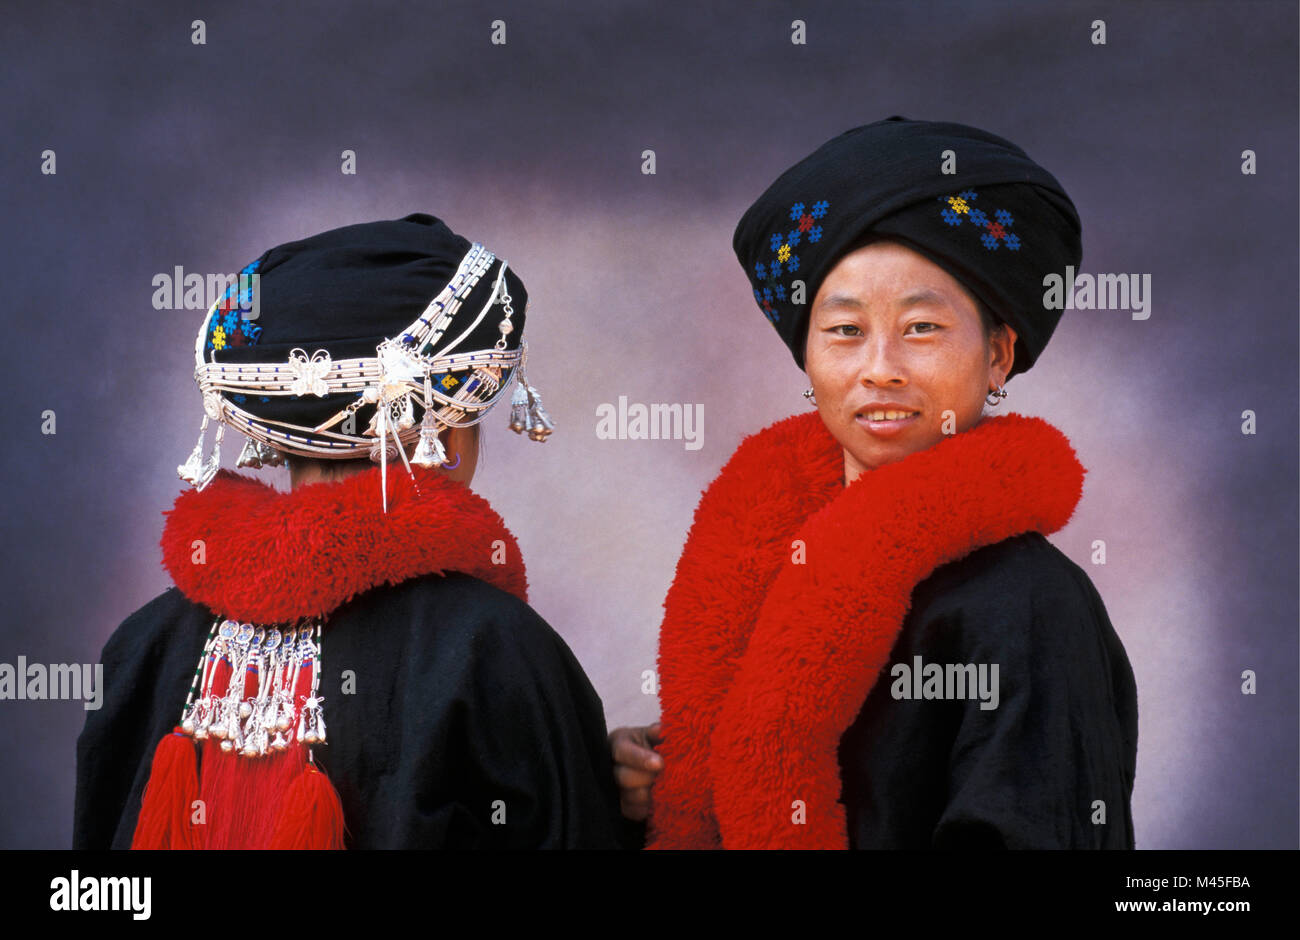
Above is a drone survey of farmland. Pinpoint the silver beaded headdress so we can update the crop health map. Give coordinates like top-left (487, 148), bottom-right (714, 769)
top-left (177, 241), bottom-right (554, 509)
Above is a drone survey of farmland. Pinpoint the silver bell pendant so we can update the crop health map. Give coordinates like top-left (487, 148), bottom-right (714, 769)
top-left (507, 379), bottom-right (554, 442)
top-left (236, 436), bottom-right (286, 469)
top-left (411, 412), bottom-right (447, 468)
top-left (508, 383), bottom-right (529, 434)
top-left (524, 389), bottom-right (555, 442)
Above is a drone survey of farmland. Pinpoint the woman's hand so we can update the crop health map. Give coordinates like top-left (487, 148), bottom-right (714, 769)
top-left (609, 723), bottom-right (664, 821)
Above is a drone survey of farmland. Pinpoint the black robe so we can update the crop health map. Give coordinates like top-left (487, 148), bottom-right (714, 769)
top-left (633, 532), bottom-right (1138, 850)
top-left (74, 571), bottom-right (626, 849)
top-left (842, 531), bottom-right (1138, 849)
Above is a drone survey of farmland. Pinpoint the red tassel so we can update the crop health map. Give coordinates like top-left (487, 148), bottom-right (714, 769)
top-left (199, 738), bottom-right (305, 848)
top-left (269, 761), bottom-right (346, 849)
top-left (131, 727), bottom-right (201, 850)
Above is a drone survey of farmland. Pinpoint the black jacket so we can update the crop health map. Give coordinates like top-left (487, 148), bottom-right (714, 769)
top-left (74, 572), bottom-right (625, 849)
top-left (838, 532), bottom-right (1139, 849)
top-left (628, 532), bottom-right (1138, 850)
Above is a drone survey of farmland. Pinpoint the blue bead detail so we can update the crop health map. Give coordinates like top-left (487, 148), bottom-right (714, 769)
top-left (207, 257), bottom-right (263, 352)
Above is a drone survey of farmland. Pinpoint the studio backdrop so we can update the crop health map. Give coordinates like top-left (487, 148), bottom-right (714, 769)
top-left (1, 0), bottom-right (1295, 849)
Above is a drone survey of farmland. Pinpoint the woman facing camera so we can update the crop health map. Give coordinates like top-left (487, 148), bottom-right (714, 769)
top-left (75, 214), bottom-right (624, 849)
top-left (614, 117), bottom-right (1138, 849)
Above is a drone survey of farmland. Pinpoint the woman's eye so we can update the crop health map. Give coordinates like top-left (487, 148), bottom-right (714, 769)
top-left (831, 324), bottom-right (862, 336)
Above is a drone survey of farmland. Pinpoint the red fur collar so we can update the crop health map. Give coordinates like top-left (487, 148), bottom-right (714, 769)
top-left (647, 411), bottom-right (1085, 849)
top-left (161, 466), bottom-right (528, 623)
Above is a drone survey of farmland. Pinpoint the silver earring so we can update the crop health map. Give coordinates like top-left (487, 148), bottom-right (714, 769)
top-left (986, 383), bottom-right (1008, 407)
top-left (803, 387), bottom-right (817, 406)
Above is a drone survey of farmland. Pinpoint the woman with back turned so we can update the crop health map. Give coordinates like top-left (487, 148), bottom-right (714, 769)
top-left (76, 213), bottom-right (624, 849)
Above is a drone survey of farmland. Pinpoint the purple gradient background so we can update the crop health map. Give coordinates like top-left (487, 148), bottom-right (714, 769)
top-left (1, 1), bottom-right (1295, 849)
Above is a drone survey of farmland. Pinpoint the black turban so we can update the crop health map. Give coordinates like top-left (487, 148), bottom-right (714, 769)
top-left (206, 213), bottom-right (527, 434)
top-left (733, 116), bottom-right (1082, 378)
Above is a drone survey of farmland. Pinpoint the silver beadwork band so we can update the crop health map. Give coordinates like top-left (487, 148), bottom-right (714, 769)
top-left (179, 241), bottom-right (556, 506)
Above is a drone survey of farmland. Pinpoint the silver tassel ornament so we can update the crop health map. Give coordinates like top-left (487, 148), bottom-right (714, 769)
top-left (179, 393), bottom-right (226, 489)
top-left (398, 393), bottom-right (416, 430)
top-left (177, 416), bottom-right (209, 484)
top-left (196, 424), bottom-right (224, 490)
top-left (412, 409), bottom-right (447, 468)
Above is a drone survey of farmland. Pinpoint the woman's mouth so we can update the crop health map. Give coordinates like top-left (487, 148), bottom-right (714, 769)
top-left (856, 409), bottom-right (920, 437)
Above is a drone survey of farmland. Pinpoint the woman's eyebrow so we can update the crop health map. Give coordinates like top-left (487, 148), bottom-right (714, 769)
top-left (896, 288), bottom-right (951, 309)
top-left (818, 288), bottom-right (952, 312)
top-left (818, 293), bottom-right (866, 310)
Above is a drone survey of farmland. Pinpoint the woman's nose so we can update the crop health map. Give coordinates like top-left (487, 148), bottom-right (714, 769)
top-left (857, 336), bottom-right (907, 387)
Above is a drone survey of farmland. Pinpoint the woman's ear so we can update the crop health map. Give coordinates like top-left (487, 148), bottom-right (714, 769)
top-left (990, 323), bottom-right (1018, 384)
top-left (437, 424), bottom-right (479, 485)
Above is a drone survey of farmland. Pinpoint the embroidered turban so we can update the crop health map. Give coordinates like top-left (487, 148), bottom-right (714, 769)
top-left (205, 213), bottom-right (529, 437)
top-left (179, 212), bottom-right (554, 497)
top-left (733, 116), bottom-right (1082, 379)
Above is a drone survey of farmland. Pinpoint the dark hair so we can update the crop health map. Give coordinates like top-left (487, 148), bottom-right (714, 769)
top-left (974, 296), bottom-right (1002, 341)
top-left (285, 422), bottom-right (482, 479)
top-left (284, 453), bottom-right (367, 471)
top-left (284, 452), bottom-right (370, 481)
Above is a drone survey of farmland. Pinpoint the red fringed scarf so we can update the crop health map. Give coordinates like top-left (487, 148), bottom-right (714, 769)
top-left (132, 465), bottom-right (529, 850)
top-left (647, 411), bottom-right (1085, 850)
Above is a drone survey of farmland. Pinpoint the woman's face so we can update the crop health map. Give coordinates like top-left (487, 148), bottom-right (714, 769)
top-left (804, 240), bottom-right (1017, 483)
